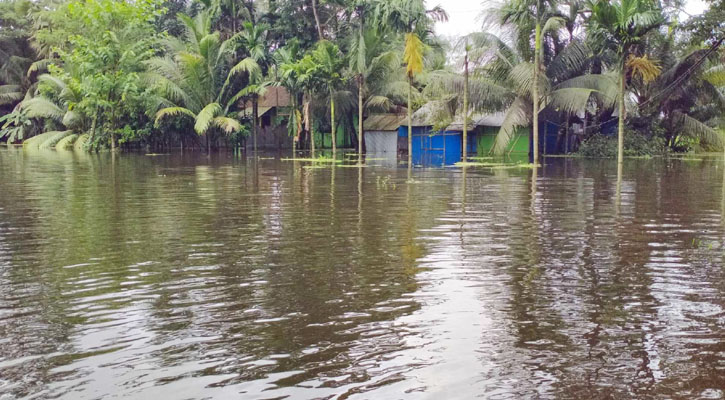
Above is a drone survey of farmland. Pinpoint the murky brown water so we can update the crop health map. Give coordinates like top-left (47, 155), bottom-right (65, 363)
top-left (1, 148), bottom-right (724, 399)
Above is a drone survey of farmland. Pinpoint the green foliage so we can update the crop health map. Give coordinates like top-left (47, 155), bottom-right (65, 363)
top-left (0, 107), bottom-right (34, 143)
top-left (577, 131), bottom-right (669, 158)
top-left (147, 11), bottom-right (257, 142)
top-left (1, 0), bottom-right (720, 158)
top-left (28, 0), bottom-right (165, 149)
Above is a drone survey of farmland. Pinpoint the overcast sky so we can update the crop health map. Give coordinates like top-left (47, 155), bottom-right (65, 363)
top-left (431, 0), bottom-right (710, 38)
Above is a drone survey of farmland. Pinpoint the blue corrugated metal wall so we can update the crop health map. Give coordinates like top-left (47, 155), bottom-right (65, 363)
top-left (398, 126), bottom-right (462, 166)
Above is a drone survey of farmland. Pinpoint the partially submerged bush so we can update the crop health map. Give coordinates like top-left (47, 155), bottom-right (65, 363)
top-left (577, 131), bottom-right (668, 158)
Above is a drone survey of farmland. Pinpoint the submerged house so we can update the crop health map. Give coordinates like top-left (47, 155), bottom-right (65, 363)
top-left (378, 100), bottom-right (569, 166)
top-left (399, 102), bottom-right (464, 166)
top-left (363, 113), bottom-right (406, 166)
top-left (447, 112), bottom-right (562, 161)
top-left (240, 86), bottom-right (293, 149)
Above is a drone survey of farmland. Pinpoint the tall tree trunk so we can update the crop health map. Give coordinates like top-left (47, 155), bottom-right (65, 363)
top-left (407, 76), bottom-right (413, 179)
top-left (356, 13), bottom-right (365, 165)
top-left (109, 105), bottom-right (117, 151)
top-left (304, 94), bottom-right (314, 158)
top-left (532, 21), bottom-right (541, 165)
top-left (89, 111), bottom-right (98, 151)
top-left (330, 93), bottom-right (336, 155)
top-left (232, 2), bottom-right (237, 34)
top-left (292, 97), bottom-right (299, 159)
top-left (462, 44), bottom-right (469, 163)
top-left (358, 75), bottom-right (364, 164)
top-left (248, 0), bottom-right (256, 24)
top-left (253, 96), bottom-right (259, 155)
top-left (618, 61), bottom-right (626, 165)
top-left (311, 0), bottom-right (323, 40)
top-left (564, 114), bottom-right (570, 153)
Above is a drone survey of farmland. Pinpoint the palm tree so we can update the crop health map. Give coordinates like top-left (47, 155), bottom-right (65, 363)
top-left (0, 73), bottom-right (85, 146)
top-left (487, 0), bottom-right (563, 163)
top-left (426, 32), bottom-right (617, 156)
top-left (588, 0), bottom-right (664, 165)
top-left (404, 32), bottom-right (424, 172)
top-left (274, 41), bottom-right (304, 158)
top-left (284, 48), bottom-right (323, 157)
top-left (370, 0), bottom-right (447, 173)
top-left (462, 39), bottom-right (470, 162)
top-left (634, 46), bottom-right (725, 150)
top-left (348, 29), bottom-right (401, 163)
top-left (146, 11), bottom-right (260, 152)
top-left (237, 21), bottom-right (271, 154)
top-left (310, 40), bottom-right (346, 155)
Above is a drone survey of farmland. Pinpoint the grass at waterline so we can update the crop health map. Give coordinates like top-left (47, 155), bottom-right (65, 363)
top-left (281, 157), bottom-right (342, 163)
top-left (455, 161), bottom-right (539, 169)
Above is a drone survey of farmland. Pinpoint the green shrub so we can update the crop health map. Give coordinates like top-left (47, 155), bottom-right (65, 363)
top-left (577, 130), bottom-right (668, 158)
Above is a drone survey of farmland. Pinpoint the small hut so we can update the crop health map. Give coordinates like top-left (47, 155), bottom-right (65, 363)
top-left (362, 113), bottom-right (406, 167)
top-left (363, 113), bottom-right (406, 154)
top-left (240, 86), bottom-right (293, 149)
top-left (399, 102), bottom-right (463, 166)
top-left (446, 112), bottom-right (507, 158)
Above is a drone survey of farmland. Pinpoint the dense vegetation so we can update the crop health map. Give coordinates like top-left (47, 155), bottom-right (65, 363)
top-left (1, 0), bottom-right (724, 160)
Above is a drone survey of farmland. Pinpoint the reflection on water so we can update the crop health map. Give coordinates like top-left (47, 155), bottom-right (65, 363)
top-left (1, 148), bottom-right (724, 399)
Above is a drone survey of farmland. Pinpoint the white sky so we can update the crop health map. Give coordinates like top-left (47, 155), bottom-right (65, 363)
top-left (430, 0), bottom-right (711, 38)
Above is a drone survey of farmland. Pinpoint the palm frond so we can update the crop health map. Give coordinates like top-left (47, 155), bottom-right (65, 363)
top-left (673, 111), bottom-right (723, 146)
top-left (542, 16), bottom-right (565, 35)
top-left (404, 33), bottom-right (424, 78)
top-left (547, 39), bottom-right (591, 81)
top-left (509, 62), bottom-right (536, 98)
top-left (555, 73), bottom-right (618, 109)
top-left (228, 57), bottom-right (261, 82)
top-left (198, 32), bottom-right (221, 62)
top-left (349, 30), bottom-right (367, 76)
top-left (142, 72), bottom-right (191, 107)
top-left (194, 102), bottom-right (222, 134)
top-left (0, 85), bottom-right (23, 105)
top-left (27, 59), bottom-right (53, 77)
top-left (37, 74), bottom-right (67, 93)
top-left (38, 130), bottom-right (72, 149)
top-left (703, 65), bottom-right (725, 87)
top-left (365, 95), bottom-right (394, 112)
top-left (62, 110), bottom-right (81, 128)
top-left (547, 88), bottom-right (598, 114)
top-left (154, 106), bottom-right (196, 126)
top-left (493, 97), bottom-right (531, 155)
top-left (627, 55), bottom-right (661, 83)
top-left (211, 116), bottom-right (241, 134)
top-left (22, 97), bottom-right (65, 120)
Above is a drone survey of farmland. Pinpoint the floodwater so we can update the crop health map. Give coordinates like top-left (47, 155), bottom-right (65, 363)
top-left (1, 148), bottom-right (724, 399)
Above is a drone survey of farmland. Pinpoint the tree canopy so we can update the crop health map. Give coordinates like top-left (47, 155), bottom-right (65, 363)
top-left (0, 0), bottom-right (723, 157)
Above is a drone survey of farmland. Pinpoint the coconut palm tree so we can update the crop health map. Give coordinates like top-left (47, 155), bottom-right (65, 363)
top-left (310, 40), bottom-right (347, 155)
top-left (370, 0), bottom-right (447, 173)
top-left (633, 45), bottom-right (725, 150)
top-left (283, 47), bottom-right (324, 157)
top-left (426, 32), bottom-right (617, 156)
top-left (237, 21), bottom-right (271, 154)
top-left (146, 11), bottom-right (261, 152)
top-left (348, 28), bottom-right (401, 162)
top-left (403, 32), bottom-right (424, 172)
top-left (588, 0), bottom-right (664, 164)
top-left (485, 0), bottom-right (564, 163)
top-left (274, 41), bottom-right (304, 157)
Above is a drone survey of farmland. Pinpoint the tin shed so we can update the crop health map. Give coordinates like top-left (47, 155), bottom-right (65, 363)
top-left (364, 113), bottom-right (406, 154)
top-left (399, 102), bottom-right (464, 166)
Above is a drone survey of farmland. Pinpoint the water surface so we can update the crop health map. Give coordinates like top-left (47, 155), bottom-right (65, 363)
top-left (1, 148), bottom-right (724, 399)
